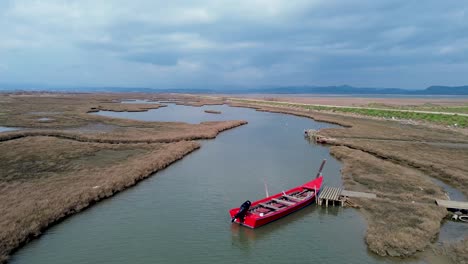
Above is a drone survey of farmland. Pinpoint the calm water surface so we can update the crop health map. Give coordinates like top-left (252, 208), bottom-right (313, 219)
top-left (12, 104), bottom-right (434, 264)
top-left (0, 126), bottom-right (19, 132)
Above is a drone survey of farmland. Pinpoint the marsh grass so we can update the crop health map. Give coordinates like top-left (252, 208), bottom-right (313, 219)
top-left (0, 93), bottom-right (245, 263)
top-left (367, 102), bottom-right (468, 115)
top-left (0, 137), bottom-right (202, 263)
top-left (330, 146), bottom-right (448, 257)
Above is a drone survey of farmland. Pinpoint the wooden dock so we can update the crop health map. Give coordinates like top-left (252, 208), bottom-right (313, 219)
top-left (318, 187), bottom-right (344, 207)
top-left (317, 186), bottom-right (376, 207)
top-left (435, 199), bottom-right (468, 211)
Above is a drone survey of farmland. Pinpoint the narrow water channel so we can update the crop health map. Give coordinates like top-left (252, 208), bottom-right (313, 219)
top-left (11, 104), bottom-right (438, 264)
top-left (0, 126), bottom-right (19, 133)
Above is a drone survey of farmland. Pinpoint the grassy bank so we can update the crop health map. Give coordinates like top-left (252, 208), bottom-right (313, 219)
top-left (367, 103), bottom-right (468, 114)
top-left (231, 99), bottom-right (468, 128)
top-left (330, 146), bottom-right (447, 257)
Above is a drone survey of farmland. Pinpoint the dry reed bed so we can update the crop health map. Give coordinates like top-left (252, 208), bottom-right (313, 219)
top-left (87, 103), bottom-right (166, 112)
top-left (332, 139), bottom-right (468, 197)
top-left (0, 120), bottom-right (247, 144)
top-left (0, 93), bottom-right (247, 263)
top-left (0, 137), bottom-right (201, 263)
top-left (0, 93), bottom-right (227, 129)
top-left (330, 146), bottom-right (447, 257)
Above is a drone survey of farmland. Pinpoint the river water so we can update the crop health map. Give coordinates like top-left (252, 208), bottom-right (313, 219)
top-left (0, 126), bottom-right (19, 133)
top-left (10, 103), bottom-right (454, 264)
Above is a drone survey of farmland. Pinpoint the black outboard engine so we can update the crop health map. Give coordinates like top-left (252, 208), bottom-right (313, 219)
top-left (231, 200), bottom-right (251, 223)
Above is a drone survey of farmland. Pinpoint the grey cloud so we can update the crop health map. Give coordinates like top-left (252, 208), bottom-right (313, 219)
top-left (0, 0), bottom-right (467, 88)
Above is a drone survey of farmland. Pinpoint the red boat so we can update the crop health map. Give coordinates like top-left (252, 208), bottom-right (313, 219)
top-left (229, 160), bottom-right (326, 228)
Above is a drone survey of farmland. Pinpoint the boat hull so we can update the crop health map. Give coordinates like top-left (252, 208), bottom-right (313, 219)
top-left (229, 176), bottom-right (323, 228)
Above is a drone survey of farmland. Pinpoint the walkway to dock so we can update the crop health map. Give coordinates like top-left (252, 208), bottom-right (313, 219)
top-left (435, 199), bottom-right (468, 211)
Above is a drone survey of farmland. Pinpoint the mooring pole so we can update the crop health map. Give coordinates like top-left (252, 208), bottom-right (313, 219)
top-left (316, 159), bottom-right (327, 178)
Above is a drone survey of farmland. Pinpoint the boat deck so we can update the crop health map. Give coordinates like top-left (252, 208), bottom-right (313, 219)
top-left (248, 189), bottom-right (315, 216)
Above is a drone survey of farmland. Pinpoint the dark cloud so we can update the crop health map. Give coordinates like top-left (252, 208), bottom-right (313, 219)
top-left (0, 0), bottom-right (467, 88)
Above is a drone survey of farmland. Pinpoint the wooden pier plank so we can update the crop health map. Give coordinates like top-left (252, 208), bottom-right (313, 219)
top-left (319, 186), bottom-right (342, 201)
top-left (341, 190), bottom-right (376, 199)
top-left (435, 199), bottom-right (468, 210)
top-left (319, 186), bottom-right (377, 207)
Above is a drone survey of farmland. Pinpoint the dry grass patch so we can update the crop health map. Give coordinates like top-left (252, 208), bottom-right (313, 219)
top-left (0, 120), bottom-right (247, 144)
top-left (359, 199), bottom-right (447, 257)
top-left (0, 136), bottom-right (200, 263)
top-left (338, 140), bottom-right (468, 197)
top-left (88, 102), bottom-right (166, 112)
top-left (330, 146), bottom-right (447, 257)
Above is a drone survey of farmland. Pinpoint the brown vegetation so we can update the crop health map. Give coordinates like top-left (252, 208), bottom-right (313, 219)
top-left (0, 93), bottom-right (247, 263)
top-left (330, 146), bottom-right (447, 256)
top-left (88, 102), bottom-right (166, 112)
top-left (0, 120), bottom-right (247, 144)
top-left (0, 137), bottom-right (200, 263)
top-left (331, 140), bottom-right (468, 197)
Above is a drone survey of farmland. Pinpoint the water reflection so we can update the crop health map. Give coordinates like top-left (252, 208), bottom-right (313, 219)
top-left (0, 126), bottom-right (20, 132)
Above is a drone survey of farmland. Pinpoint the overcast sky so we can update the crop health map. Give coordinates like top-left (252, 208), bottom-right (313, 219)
top-left (0, 0), bottom-right (467, 89)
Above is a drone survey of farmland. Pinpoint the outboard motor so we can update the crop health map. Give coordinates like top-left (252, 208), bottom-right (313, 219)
top-left (231, 200), bottom-right (251, 223)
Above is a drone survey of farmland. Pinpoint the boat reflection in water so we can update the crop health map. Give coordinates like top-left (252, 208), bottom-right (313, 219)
top-left (230, 203), bottom-right (319, 246)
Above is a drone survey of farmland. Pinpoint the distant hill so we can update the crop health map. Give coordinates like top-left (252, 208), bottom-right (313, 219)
top-left (422, 85), bottom-right (468, 95)
top-left (1, 83), bottom-right (467, 95)
top-left (236, 85), bottom-right (468, 95)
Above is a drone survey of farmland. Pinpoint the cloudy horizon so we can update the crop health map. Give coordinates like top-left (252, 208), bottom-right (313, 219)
top-left (0, 0), bottom-right (467, 89)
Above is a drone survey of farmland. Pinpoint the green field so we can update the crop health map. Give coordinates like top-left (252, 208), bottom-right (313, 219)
top-left (367, 103), bottom-right (468, 114)
top-left (233, 99), bottom-right (468, 128)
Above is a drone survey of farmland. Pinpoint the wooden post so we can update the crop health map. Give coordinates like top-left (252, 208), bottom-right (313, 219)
top-left (316, 159), bottom-right (327, 178)
top-left (325, 199), bottom-right (328, 207)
